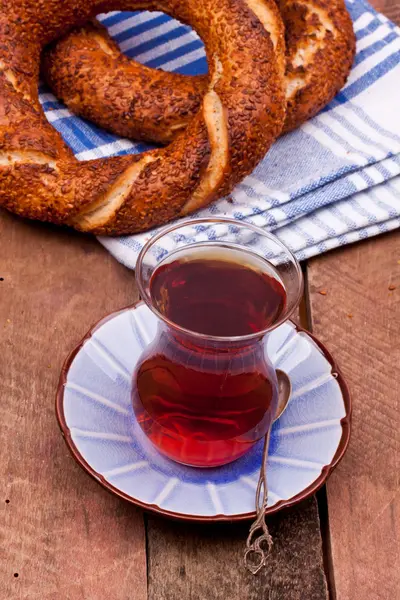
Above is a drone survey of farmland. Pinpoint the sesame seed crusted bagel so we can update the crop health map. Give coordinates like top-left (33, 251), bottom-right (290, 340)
top-left (41, 0), bottom-right (355, 145)
top-left (0, 0), bottom-right (288, 235)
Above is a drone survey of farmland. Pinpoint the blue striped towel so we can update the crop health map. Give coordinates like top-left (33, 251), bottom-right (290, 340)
top-left (40, 0), bottom-right (400, 264)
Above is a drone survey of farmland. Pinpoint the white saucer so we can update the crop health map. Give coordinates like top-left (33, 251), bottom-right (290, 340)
top-left (56, 302), bottom-right (351, 522)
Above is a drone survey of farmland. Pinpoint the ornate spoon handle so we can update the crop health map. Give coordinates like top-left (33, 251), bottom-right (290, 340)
top-left (244, 427), bottom-right (273, 575)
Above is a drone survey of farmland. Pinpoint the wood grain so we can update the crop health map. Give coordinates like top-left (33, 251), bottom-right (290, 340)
top-left (0, 210), bottom-right (328, 599)
top-left (0, 213), bottom-right (327, 600)
top-left (0, 211), bottom-right (147, 600)
top-left (147, 499), bottom-right (327, 600)
top-left (310, 1), bottom-right (400, 595)
top-left (308, 230), bottom-right (400, 600)
top-left (372, 0), bottom-right (400, 23)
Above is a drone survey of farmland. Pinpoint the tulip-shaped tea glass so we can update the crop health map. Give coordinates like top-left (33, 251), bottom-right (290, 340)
top-left (133, 218), bottom-right (303, 468)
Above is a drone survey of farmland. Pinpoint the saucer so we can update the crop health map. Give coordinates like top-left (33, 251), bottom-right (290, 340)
top-left (56, 302), bottom-right (351, 522)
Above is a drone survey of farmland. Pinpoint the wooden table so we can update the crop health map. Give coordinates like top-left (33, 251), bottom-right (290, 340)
top-left (1, 2), bottom-right (399, 598)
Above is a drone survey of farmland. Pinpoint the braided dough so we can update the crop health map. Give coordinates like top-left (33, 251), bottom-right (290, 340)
top-left (0, 0), bottom-right (354, 235)
top-left (43, 0), bottom-right (356, 145)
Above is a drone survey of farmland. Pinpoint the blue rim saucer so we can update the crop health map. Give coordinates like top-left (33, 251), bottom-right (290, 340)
top-left (56, 302), bottom-right (351, 522)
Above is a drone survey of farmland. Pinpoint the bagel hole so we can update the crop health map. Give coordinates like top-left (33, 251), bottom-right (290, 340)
top-left (96, 11), bottom-right (207, 75)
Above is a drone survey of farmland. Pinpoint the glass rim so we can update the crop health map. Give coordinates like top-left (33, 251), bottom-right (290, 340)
top-left (136, 217), bottom-right (304, 342)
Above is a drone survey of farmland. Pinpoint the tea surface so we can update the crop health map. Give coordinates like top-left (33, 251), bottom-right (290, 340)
top-left (150, 246), bottom-right (286, 337)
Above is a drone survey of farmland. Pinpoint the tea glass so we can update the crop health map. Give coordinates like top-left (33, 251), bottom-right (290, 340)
top-left (132, 218), bottom-right (303, 468)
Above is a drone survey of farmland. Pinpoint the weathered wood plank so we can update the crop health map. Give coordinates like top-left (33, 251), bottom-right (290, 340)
top-left (372, 0), bottom-right (400, 23)
top-left (0, 212), bottom-right (147, 600)
top-left (147, 498), bottom-right (327, 600)
top-left (308, 230), bottom-right (400, 600)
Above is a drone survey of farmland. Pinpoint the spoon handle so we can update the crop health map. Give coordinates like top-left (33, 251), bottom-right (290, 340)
top-left (244, 427), bottom-right (273, 575)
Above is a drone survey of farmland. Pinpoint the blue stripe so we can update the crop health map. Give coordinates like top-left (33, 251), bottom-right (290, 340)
top-left (368, 188), bottom-right (398, 218)
top-left (349, 198), bottom-right (377, 224)
top-left (41, 100), bottom-right (64, 111)
top-left (332, 101), bottom-right (400, 144)
top-left (118, 142), bottom-right (153, 156)
top-left (347, 0), bottom-right (372, 22)
top-left (288, 164), bottom-right (364, 200)
top-left (334, 49), bottom-right (400, 102)
top-left (373, 160), bottom-right (399, 180)
top-left (310, 214), bottom-right (337, 237)
top-left (174, 56), bottom-right (207, 75)
top-left (317, 241), bottom-right (328, 253)
top-left (52, 118), bottom-right (92, 153)
top-left (358, 170), bottom-right (377, 187)
top-left (292, 223), bottom-right (315, 246)
top-left (69, 116), bottom-right (112, 148)
top-left (326, 111), bottom-right (390, 156)
top-left (113, 14), bottom-right (172, 44)
top-left (99, 11), bottom-right (139, 28)
top-left (376, 222), bottom-right (387, 233)
top-left (120, 237), bottom-right (143, 253)
top-left (332, 204), bottom-right (358, 228)
top-left (237, 183), bottom-right (281, 208)
top-left (313, 117), bottom-right (374, 162)
top-left (124, 24), bottom-right (190, 59)
top-left (145, 40), bottom-right (204, 69)
top-left (385, 179), bottom-right (400, 201)
top-left (355, 30), bottom-right (398, 66)
top-left (355, 17), bottom-right (383, 41)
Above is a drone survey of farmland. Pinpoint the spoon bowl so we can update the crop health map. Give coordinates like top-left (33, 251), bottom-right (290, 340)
top-left (274, 369), bottom-right (292, 422)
